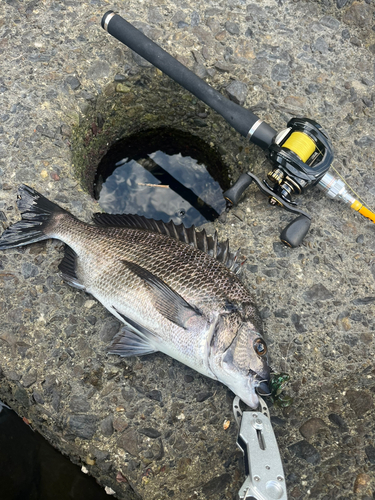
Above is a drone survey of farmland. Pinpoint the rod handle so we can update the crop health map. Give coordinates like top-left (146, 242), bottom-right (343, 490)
top-left (101, 11), bottom-right (276, 149)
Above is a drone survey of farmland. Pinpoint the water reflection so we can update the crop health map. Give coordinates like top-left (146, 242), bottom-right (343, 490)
top-left (95, 126), bottom-right (230, 227)
top-left (97, 151), bottom-right (226, 226)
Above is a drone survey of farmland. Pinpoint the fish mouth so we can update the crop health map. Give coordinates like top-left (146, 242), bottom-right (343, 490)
top-left (242, 380), bottom-right (270, 409)
top-left (250, 368), bottom-right (271, 398)
top-left (255, 380), bottom-right (271, 397)
top-left (229, 374), bottom-right (260, 409)
top-left (244, 374), bottom-right (266, 409)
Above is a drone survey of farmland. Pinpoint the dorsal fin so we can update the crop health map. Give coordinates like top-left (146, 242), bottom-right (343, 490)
top-left (92, 213), bottom-right (245, 273)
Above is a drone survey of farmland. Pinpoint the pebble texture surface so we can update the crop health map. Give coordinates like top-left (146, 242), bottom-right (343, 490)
top-left (0, 0), bottom-right (375, 499)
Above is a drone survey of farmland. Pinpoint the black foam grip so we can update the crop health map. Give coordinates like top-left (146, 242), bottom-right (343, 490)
top-left (251, 121), bottom-right (278, 150)
top-left (280, 215), bottom-right (311, 248)
top-left (101, 12), bottom-right (276, 149)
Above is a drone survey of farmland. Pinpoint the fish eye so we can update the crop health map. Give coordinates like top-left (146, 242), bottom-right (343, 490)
top-left (253, 338), bottom-right (267, 357)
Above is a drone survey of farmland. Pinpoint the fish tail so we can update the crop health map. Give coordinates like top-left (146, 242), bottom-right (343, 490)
top-left (0, 184), bottom-right (69, 249)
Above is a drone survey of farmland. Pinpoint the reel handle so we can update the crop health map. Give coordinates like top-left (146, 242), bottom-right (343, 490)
top-left (280, 215), bottom-right (311, 248)
top-left (223, 173), bottom-right (253, 206)
top-left (224, 173), bottom-right (311, 247)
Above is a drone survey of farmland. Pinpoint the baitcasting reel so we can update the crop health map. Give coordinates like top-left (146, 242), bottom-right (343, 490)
top-left (223, 117), bottom-right (334, 247)
top-left (101, 11), bottom-right (375, 248)
top-left (223, 114), bottom-right (375, 246)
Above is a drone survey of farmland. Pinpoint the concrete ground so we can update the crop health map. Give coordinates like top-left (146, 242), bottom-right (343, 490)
top-left (0, 0), bottom-right (374, 499)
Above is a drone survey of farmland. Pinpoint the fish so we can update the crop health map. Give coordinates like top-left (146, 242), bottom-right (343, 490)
top-left (0, 184), bottom-right (270, 408)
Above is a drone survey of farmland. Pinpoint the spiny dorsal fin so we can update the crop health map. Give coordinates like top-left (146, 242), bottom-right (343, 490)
top-left (92, 213), bottom-right (245, 273)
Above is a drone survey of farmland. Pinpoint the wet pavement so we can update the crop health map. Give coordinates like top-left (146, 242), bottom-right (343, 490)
top-left (0, 1), bottom-right (374, 499)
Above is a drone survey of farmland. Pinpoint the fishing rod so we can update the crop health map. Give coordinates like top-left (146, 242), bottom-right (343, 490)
top-left (101, 11), bottom-right (375, 248)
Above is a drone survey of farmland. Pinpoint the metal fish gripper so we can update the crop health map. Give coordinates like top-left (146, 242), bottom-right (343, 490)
top-left (233, 396), bottom-right (288, 500)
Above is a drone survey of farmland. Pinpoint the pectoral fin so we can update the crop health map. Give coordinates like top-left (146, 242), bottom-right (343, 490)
top-left (122, 260), bottom-right (202, 329)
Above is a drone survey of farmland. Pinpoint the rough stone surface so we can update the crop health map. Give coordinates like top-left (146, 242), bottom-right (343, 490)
top-left (353, 473), bottom-right (372, 495)
top-left (346, 389), bottom-right (373, 417)
top-left (328, 412), bottom-right (349, 432)
top-left (0, 1), bottom-right (375, 499)
top-left (365, 445), bottom-right (375, 465)
top-left (299, 417), bottom-right (327, 440)
top-left (288, 440), bottom-right (321, 465)
top-left (226, 80), bottom-right (248, 105)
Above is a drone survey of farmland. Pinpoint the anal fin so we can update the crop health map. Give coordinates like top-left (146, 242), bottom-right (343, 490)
top-left (58, 245), bottom-right (85, 290)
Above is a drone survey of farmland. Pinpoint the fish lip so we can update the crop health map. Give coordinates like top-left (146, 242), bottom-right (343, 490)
top-left (244, 373), bottom-right (261, 409)
top-left (228, 376), bottom-right (260, 409)
top-left (250, 369), bottom-right (271, 395)
top-left (255, 380), bottom-right (271, 397)
top-left (246, 388), bottom-right (260, 409)
top-left (244, 373), bottom-right (270, 408)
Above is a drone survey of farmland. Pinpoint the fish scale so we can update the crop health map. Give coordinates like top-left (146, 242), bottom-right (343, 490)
top-left (79, 225), bottom-right (248, 312)
top-left (0, 184), bottom-right (270, 408)
top-left (53, 218), bottom-right (234, 365)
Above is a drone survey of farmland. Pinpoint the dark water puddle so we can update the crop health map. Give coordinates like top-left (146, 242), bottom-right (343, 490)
top-left (0, 403), bottom-right (108, 500)
top-left (94, 128), bottom-right (229, 226)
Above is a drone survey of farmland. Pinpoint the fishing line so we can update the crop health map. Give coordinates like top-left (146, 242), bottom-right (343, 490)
top-left (282, 132), bottom-right (316, 163)
top-left (331, 164), bottom-right (375, 214)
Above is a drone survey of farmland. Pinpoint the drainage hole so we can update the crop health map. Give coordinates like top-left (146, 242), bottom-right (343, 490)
top-left (94, 127), bottom-right (229, 227)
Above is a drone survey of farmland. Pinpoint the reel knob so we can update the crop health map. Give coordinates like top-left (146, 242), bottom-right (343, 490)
top-left (223, 173), bottom-right (253, 206)
top-left (279, 215), bottom-right (311, 248)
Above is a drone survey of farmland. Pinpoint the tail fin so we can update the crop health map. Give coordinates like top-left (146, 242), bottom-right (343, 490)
top-left (0, 184), bottom-right (68, 249)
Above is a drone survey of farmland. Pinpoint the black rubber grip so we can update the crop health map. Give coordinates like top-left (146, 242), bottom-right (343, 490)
top-left (223, 173), bottom-right (253, 205)
top-left (101, 11), bottom-right (276, 149)
top-left (251, 121), bottom-right (278, 150)
top-left (279, 215), bottom-right (311, 248)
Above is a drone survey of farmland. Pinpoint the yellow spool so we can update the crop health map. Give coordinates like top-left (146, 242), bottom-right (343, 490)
top-left (351, 200), bottom-right (375, 223)
top-left (282, 131), bottom-right (316, 162)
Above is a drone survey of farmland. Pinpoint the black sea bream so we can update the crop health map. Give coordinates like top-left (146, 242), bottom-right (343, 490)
top-left (0, 185), bottom-right (270, 408)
